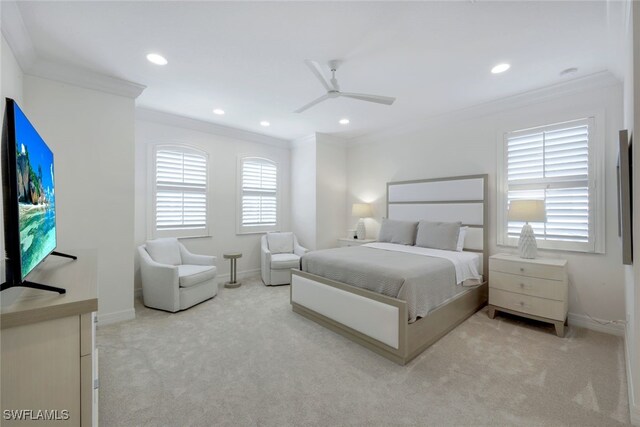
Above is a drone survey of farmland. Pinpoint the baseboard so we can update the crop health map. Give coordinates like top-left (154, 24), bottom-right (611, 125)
top-left (97, 308), bottom-right (136, 326)
top-left (133, 268), bottom-right (262, 296)
top-left (567, 312), bottom-right (625, 336)
top-left (626, 325), bottom-right (640, 426)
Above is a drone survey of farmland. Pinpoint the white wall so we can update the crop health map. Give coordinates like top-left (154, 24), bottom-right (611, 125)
top-left (290, 133), bottom-right (347, 251)
top-left (24, 75), bottom-right (136, 324)
top-left (290, 135), bottom-right (317, 250)
top-left (1, 36), bottom-right (23, 106)
top-left (134, 115), bottom-right (291, 287)
top-left (347, 78), bottom-right (626, 328)
top-left (316, 133), bottom-right (347, 250)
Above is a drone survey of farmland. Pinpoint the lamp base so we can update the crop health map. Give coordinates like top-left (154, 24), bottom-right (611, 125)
top-left (518, 223), bottom-right (538, 259)
top-left (356, 218), bottom-right (366, 240)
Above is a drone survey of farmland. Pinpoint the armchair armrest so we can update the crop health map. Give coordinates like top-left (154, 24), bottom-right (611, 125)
top-left (261, 235), bottom-right (272, 285)
top-left (138, 246), bottom-right (180, 312)
top-left (179, 243), bottom-right (216, 266)
top-left (293, 235), bottom-right (308, 257)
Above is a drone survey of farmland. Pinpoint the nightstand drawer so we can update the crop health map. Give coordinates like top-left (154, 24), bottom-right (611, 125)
top-left (489, 271), bottom-right (567, 301)
top-left (489, 258), bottom-right (565, 281)
top-left (489, 288), bottom-right (565, 321)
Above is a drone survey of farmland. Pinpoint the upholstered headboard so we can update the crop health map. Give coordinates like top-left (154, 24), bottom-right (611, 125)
top-left (386, 174), bottom-right (488, 276)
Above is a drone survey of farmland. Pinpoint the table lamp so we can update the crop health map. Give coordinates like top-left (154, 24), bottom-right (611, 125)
top-left (352, 203), bottom-right (373, 240)
top-left (508, 199), bottom-right (546, 259)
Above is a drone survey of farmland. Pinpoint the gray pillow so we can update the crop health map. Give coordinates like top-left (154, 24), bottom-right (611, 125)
top-left (415, 221), bottom-right (462, 251)
top-left (378, 219), bottom-right (418, 245)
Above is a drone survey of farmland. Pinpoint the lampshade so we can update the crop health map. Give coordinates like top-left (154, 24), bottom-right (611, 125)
top-left (351, 203), bottom-right (373, 218)
top-left (508, 200), bottom-right (546, 223)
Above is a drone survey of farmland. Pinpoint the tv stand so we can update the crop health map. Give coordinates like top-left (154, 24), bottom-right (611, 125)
top-left (0, 251), bottom-right (77, 294)
top-left (52, 251), bottom-right (78, 260)
top-left (0, 280), bottom-right (66, 294)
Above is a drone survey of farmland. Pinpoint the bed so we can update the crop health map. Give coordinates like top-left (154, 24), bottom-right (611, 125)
top-left (290, 174), bottom-right (488, 365)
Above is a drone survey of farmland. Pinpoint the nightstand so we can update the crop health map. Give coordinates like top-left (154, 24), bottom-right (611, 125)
top-left (337, 238), bottom-right (376, 247)
top-left (488, 253), bottom-right (568, 337)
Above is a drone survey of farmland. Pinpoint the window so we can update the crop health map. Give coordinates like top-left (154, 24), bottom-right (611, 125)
top-left (152, 146), bottom-right (208, 238)
top-left (238, 157), bottom-right (278, 234)
top-left (497, 117), bottom-right (604, 253)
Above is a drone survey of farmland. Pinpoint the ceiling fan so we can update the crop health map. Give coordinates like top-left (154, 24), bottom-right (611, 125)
top-left (294, 60), bottom-right (396, 113)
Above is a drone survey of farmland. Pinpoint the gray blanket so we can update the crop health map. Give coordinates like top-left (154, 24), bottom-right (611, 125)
top-left (301, 246), bottom-right (464, 323)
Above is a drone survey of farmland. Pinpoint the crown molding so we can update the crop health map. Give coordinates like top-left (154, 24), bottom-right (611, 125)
top-left (27, 58), bottom-right (146, 99)
top-left (136, 107), bottom-right (290, 149)
top-left (348, 70), bottom-right (622, 147)
top-left (1, 1), bottom-right (145, 99)
top-left (1, 1), bottom-right (36, 71)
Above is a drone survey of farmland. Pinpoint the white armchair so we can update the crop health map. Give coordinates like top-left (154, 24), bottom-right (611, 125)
top-left (138, 238), bottom-right (218, 312)
top-left (261, 232), bottom-right (308, 286)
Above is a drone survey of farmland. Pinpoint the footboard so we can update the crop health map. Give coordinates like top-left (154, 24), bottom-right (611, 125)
top-left (291, 269), bottom-right (487, 365)
top-left (291, 270), bottom-right (408, 363)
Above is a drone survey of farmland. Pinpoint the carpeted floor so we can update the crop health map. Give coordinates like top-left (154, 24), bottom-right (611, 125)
top-left (98, 276), bottom-right (630, 426)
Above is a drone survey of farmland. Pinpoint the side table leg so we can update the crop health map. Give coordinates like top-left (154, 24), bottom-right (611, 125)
top-left (554, 320), bottom-right (565, 337)
top-left (487, 305), bottom-right (496, 319)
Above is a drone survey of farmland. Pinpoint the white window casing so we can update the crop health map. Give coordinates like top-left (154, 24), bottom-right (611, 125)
top-left (237, 157), bottom-right (279, 234)
top-left (151, 145), bottom-right (209, 238)
top-left (497, 116), bottom-right (605, 254)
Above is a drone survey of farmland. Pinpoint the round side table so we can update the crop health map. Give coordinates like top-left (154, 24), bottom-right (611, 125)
top-left (223, 252), bottom-right (242, 288)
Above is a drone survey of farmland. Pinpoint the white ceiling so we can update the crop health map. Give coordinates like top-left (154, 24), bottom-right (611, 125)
top-left (14, 1), bottom-right (625, 141)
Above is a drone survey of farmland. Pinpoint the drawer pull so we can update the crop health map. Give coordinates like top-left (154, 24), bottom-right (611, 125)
top-left (519, 283), bottom-right (525, 288)
top-left (520, 267), bottom-right (524, 272)
top-left (519, 301), bottom-right (525, 306)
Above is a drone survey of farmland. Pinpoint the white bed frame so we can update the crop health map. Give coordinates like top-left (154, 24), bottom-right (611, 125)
top-left (290, 174), bottom-right (488, 365)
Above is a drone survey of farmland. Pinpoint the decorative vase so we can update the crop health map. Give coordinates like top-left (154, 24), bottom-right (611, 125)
top-left (356, 218), bottom-right (366, 240)
top-left (518, 223), bottom-right (537, 259)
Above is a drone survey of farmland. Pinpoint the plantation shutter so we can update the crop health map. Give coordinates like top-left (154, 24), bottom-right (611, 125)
top-left (241, 158), bottom-right (277, 227)
top-left (155, 148), bottom-right (208, 233)
top-left (506, 119), bottom-right (591, 245)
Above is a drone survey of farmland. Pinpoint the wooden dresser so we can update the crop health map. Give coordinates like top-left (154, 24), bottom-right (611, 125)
top-left (487, 253), bottom-right (568, 337)
top-left (1, 250), bottom-right (98, 426)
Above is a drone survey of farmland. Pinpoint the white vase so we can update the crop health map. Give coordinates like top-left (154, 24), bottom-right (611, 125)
top-left (356, 218), bottom-right (366, 240)
top-left (518, 223), bottom-right (537, 259)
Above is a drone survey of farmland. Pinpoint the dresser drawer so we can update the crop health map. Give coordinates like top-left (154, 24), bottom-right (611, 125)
top-left (490, 258), bottom-right (565, 281)
top-left (489, 271), bottom-right (567, 301)
top-left (489, 288), bottom-right (566, 321)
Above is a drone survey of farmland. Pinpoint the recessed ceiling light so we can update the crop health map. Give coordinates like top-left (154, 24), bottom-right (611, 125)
top-left (491, 63), bottom-right (510, 74)
top-left (213, 109), bottom-right (225, 115)
top-left (146, 53), bottom-right (168, 66)
top-left (339, 118), bottom-right (350, 125)
top-left (260, 121), bottom-right (270, 127)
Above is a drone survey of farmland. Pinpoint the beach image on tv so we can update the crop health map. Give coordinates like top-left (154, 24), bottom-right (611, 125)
top-left (14, 104), bottom-right (56, 280)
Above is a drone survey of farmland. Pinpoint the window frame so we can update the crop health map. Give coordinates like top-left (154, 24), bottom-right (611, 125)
top-left (236, 156), bottom-right (280, 235)
top-left (497, 115), bottom-right (605, 254)
top-left (150, 144), bottom-right (210, 239)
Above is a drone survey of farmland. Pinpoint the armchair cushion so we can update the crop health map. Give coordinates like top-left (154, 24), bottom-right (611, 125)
top-left (270, 253), bottom-right (300, 270)
top-left (146, 238), bottom-right (181, 266)
top-left (178, 265), bottom-right (218, 288)
top-left (266, 232), bottom-right (294, 254)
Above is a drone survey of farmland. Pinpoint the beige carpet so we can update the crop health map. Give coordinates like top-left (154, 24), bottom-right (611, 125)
top-left (98, 276), bottom-right (630, 426)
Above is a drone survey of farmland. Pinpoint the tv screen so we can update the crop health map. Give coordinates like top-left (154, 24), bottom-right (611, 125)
top-left (12, 101), bottom-right (57, 280)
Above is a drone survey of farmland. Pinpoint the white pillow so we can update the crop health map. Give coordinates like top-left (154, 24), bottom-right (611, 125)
top-left (267, 232), bottom-right (294, 254)
top-left (456, 226), bottom-right (469, 252)
top-left (146, 238), bottom-right (182, 266)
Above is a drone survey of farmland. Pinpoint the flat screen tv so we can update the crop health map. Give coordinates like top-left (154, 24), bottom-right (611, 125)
top-left (1, 98), bottom-right (74, 294)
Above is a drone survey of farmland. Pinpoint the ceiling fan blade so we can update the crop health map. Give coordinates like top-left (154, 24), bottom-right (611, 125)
top-left (339, 92), bottom-right (396, 105)
top-left (304, 60), bottom-right (335, 92)
top-left (294, 94), bottom-right (330, 113)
